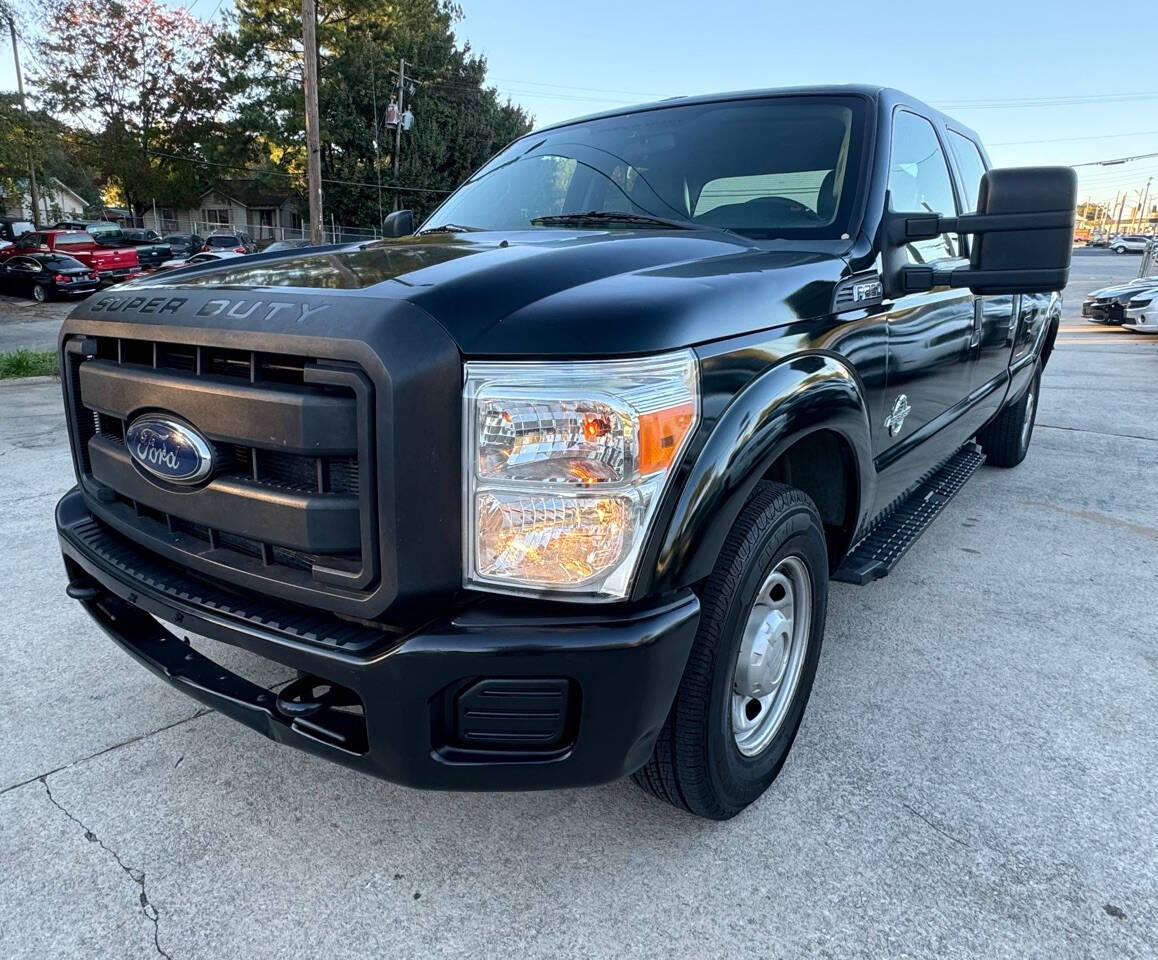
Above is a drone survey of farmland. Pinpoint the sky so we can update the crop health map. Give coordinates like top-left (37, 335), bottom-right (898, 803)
top-left (4, 0), bottom-right (1156, 217)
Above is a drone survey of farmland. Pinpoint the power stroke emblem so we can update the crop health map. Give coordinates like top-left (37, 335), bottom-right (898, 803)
top-left (884, 394), bottom-right (912, 438)
top-left (125, 416), bottom-right (214, 484)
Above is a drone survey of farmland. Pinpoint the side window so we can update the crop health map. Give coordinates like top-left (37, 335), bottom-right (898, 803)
top-left (888, 111), bottom-right (960, 263)
top-left (948, 131), bottom-right (988, 214)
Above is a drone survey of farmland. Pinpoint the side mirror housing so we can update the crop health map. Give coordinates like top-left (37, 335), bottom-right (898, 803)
top-left (887, 166), bottom-right (1077, 297)
top-left (383, 209), bottom-right (414, 238)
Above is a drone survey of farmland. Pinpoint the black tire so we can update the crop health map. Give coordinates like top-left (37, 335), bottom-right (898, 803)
top-left (33, 283), bottom-right (52, 303)
top-left (977, 364), bottom-right (1041, 468)
top-left (1113, 245), bottom-right (1126, 255)
top-left (633, 481), bottom-right (828, 819)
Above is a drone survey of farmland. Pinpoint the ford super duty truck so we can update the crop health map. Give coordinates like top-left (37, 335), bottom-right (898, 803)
top-left (56, 86), bottom-right (1074, 819)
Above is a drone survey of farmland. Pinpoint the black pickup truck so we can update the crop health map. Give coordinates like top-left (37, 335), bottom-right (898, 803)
top-left (56, 86), bottom-right (1074, 819)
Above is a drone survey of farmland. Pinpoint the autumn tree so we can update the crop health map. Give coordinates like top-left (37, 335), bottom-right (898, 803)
top-left (33, 0), bottom-right (231, 217)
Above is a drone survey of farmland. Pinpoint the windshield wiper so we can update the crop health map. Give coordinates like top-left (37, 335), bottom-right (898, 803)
top-left (415, 223), bottom-right (483, 236)
top-left (530, 211), bottom-right (696, 230)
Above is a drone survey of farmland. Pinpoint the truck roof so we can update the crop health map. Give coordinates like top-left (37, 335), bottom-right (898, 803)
top-left (533, 84), bottom-right (983, 145)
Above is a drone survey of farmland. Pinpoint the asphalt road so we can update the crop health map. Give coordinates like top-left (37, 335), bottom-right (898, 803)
top-left (1, 250), bottom-right (1156, 959)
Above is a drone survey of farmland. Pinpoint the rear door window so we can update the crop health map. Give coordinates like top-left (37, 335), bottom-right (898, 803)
top-left (947, 132), bottom-right (988, 214)
top-left (888, 111), bottom-right (961, 264)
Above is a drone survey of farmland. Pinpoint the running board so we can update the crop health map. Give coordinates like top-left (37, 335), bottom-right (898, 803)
top-left (833, 444), bottom-right (985, 585)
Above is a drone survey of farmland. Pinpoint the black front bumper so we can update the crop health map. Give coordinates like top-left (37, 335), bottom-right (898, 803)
top-left (57, 489), bottom-right (699, 791)
top-left (1083, 301), bottom-right (1125, 323)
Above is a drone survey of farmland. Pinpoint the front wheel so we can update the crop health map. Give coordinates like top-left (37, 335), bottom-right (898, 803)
top-left (633, 482), bottom-right (828, 819)
top-left (1113, 246), bottom-right (1126, 254)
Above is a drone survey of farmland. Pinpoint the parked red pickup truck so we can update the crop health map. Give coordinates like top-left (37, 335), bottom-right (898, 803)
top-left (0, 230), bottom-right (140, 283)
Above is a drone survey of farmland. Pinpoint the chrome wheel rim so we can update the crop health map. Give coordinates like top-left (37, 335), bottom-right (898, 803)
top-left (1021, 387), bottom-right (1036, 450)
top-left (731, 555), bottom-right (812, 758)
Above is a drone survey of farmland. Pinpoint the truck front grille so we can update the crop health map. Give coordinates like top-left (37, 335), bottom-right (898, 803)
top-left (63, 335), bottom-right (378, 611)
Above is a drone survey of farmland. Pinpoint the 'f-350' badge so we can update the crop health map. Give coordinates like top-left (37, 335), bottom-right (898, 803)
top-left (885, 394), bottom-right (911, 437)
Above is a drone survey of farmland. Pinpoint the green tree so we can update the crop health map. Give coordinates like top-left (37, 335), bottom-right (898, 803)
top-left (222, 0), bottom-right (532, 226)
top-left (0, 92), bottom-right (98, 216)
top-left (33, 0), bottom-right (230, 218)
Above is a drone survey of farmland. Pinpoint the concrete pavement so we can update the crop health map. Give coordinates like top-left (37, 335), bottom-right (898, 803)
top-left (0, 252), bottom-right (1155, 959)
top-left (0, 293), bottom-right (69, 352)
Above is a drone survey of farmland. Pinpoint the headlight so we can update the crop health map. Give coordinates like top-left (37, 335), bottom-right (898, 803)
top-left (463, 351), bottom-right (699, 599)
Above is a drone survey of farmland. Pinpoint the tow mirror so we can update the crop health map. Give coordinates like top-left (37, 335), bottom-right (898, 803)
top-left (383, 209), bottom-right (415, 238)
top-left (886, 166), bottom-right (1077, 296)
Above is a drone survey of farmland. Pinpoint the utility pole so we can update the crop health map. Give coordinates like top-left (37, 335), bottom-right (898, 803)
top-left (1139, 177), bottom-right (1152, 235)
top-left (8, 15), bottom-right (42, 227)
top-left (1104, 191), bottom-right (1120, 233)
top-left (1114, 193), bottom-right (1127, 236)
top-left (393, 57), bottom-right (406, 211)
top-left (371, 58), bottom-right (384, 231)
top-left (301, 0), bottom-right (323, 244)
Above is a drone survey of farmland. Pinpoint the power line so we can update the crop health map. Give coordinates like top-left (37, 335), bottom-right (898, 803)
top-left (934, 91), bottom-right (1158, 109)
top-left (144, 148), bottom-right (452, 193)
top-left (1071, 151), bottom-right (1158, 168)
top-left (991, 128), bottom-right (1158, 146)
top-left (490, 75), bottom-right (670, 100)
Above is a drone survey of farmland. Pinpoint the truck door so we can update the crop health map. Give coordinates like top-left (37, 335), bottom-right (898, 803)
top-left (878, 111), bottom-right (975, 463)
top-left (946, 130), bottom-right (1018, 393)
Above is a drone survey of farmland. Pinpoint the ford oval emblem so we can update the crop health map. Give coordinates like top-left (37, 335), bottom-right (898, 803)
top-left (125, 416), bottom-right (214, 485)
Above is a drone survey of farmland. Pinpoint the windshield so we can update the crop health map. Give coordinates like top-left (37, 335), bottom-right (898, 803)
top-left (424, 96), bottom-right (868, 240)
top-left (206, 235), bottom-right (239, 248)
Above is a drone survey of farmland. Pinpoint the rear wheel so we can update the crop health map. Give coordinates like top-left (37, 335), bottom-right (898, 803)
top-left (977, 365), bottom-right (1041, 468)
top-left (632, 481), bottom-right (828, 819)
top-left (32, 283), bottom-right (52, 303)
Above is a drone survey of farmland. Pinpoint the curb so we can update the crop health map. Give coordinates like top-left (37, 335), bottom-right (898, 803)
top-left (0, 375), bottom-right (61, 387)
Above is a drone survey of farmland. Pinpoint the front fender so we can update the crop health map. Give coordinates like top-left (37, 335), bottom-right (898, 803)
top-left (641, 354), bottom-right (875, 597)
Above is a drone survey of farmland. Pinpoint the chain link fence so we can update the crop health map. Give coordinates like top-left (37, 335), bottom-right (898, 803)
top-left (147, 216), bottom-right (384, 248)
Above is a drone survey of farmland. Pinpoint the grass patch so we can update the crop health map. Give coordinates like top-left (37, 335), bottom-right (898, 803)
top-left (0, 349), bottom-right (59, 379)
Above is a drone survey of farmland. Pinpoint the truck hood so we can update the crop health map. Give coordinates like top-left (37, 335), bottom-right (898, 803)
top-left (124, 230), bottom-right (849, 357)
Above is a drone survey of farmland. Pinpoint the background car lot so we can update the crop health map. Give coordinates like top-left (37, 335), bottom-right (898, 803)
top-left (0, 249), bottom-right (1155, 959)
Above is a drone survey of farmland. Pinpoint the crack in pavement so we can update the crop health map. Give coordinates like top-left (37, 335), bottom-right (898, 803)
top-left (0, 707), bottom-right (212, 797)
top-left (902, 801), bottom-right (968, 847)
top-left (1037, 422), bottom-right (1158, 443)
top-left (40, 776), bottom-right (174, 960)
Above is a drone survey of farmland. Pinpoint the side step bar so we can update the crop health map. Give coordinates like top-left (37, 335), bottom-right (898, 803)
top-left (833, 444), bottom-right (986, 585)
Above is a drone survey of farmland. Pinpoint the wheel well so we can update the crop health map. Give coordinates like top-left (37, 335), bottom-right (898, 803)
top-left (761, 430), bottom-right (859, 571)
top-left (1041, 312), bottom-right (1060, 369)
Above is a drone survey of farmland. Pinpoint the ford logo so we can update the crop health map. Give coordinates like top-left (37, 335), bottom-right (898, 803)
top-left (125, 416), bottom-right (214, 485)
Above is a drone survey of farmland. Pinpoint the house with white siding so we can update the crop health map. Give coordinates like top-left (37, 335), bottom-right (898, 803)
top-left (150, 180), bottom-right (304, 241)
top-left (1, 177), bottom-right (92, 225)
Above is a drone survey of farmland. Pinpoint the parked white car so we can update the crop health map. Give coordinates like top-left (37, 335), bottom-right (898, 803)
top-left (159, 250), bottom-right (245, 269)
top-left (1123, 287), bottom-right (1158, 333)
top-left (1110, 235), bottom-right (1152, 254)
